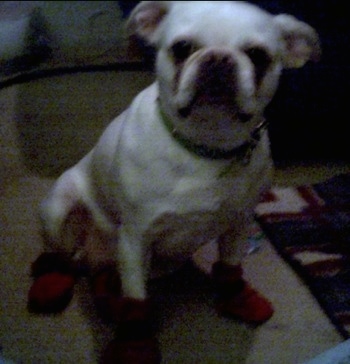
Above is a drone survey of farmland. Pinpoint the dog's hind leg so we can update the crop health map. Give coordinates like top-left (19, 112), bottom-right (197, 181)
top-left (28, 169), bottom-right (94, 313)
top-left (39, 167), bottom-right (92, 252)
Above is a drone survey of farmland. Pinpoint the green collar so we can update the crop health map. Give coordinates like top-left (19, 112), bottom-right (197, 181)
top-left (158, 102), bottom-right (268, 163)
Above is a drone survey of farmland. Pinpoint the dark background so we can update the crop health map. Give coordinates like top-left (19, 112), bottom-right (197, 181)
top-left (120, 1), bottom-right (350, 164)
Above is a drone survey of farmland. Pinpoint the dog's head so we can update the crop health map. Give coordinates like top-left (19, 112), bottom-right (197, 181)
top-left (128, 1), bottom-right (320, 150)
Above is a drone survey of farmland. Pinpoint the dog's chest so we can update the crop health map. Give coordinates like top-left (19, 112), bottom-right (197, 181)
top-left (120, 143), bottom-right (246, 218)
top-left (133, 177), bottom-right (224, 276)
top-left (117, 114), bottom-right (253, 219)
top-left (123, 156), bottom-right (251, 254)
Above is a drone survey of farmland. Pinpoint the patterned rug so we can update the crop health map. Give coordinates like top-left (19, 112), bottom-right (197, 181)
top-left (255, 173), bottom-right (350, 339)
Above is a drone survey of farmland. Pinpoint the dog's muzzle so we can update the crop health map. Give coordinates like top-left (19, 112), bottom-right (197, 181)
top-left (175, 48), bottom-right (255, 119)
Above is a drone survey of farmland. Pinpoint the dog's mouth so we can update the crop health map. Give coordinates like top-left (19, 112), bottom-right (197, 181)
top-left (178, 92), bottom-right (231, 117)
top-left (174, 50), bottom-right (255, 122)
top-left (178, 91), bottom-right (253, 123)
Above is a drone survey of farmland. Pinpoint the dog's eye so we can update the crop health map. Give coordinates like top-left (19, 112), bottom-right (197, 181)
top-left (171, 40), bottom-right (195, 62)
top-left (244, 47), bottom-right (272, 84)
top-left (245, 47), bottom-right (271, 69)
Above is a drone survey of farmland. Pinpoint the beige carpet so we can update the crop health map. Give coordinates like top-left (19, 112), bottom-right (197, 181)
top-left (1, 74), bottom-right (349, 364)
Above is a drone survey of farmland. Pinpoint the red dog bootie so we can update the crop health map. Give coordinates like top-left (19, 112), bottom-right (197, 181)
top-left (90, 271), bottom-right (161, 363)
top-left (100, 298), bottom-right (161, 364)
top-left (91, 266), bottom-right (123, 322)
top-left (212, 262), bottom-right (274, 324)
top-left (28, 252), bottom-right (77, 314)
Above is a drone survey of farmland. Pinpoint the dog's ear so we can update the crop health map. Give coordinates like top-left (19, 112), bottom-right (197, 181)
top-left (126, 1), bottom-right (171, 45)
top-left (274, 14), bottom-right (321, 68)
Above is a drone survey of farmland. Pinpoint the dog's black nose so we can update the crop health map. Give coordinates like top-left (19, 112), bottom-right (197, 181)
top-left (194, 51), bottom-right (238, 102)
top-left (199, 51), bottom-right (237, 85)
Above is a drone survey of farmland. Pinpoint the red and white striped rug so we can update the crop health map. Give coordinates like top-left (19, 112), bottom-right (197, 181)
top-left (256, 173), bottom-right (350, 339)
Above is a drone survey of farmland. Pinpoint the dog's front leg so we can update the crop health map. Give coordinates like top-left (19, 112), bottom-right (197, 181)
top-left (116, 226), bottom-right (149, 300)
top-left (100, 226), bottom-right (161, 364)
top-left (213, 212), bottom-right (274, 324)
top-left (217, 211), bottom-right (252, 267)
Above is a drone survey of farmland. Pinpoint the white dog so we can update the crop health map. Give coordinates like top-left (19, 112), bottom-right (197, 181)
top-left (29, 1), bottom-right (320, 362)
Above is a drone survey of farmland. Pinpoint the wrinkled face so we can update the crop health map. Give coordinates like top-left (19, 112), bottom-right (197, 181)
top-left (128, 1), bottom-right (320, 149)
top-left (157, 2), bottom-right (281, 115)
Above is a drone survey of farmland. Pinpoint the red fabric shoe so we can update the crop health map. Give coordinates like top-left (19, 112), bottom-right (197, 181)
top-left (215, 283), bottom-right (274, 324)
top-left (91, 267), bottom-right (122, 322)
top-left (99, 297), bottom-right (161, 364)
top-left (212, 261), bottom-right (274, 324)
top-left (28, 272), bottom-right (75, 313)
top-left (28, 252), bottom-right (77, 313)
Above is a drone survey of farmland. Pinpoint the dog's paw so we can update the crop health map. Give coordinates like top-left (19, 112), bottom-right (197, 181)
top-left (91, 267), bottom-right (122, 322)
top-left (212, 262), bottom-right (274, 324)
top-left (96, 294), bottom-right (160, 363)
top-left (27, 272), bottom-right (75, 314)
top-left (28, 252), bottom-right (78, 313)
top-left (216, 284), bottom-right (274, 324)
